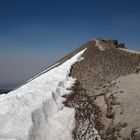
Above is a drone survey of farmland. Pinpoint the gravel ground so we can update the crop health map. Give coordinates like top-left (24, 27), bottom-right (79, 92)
top-left (64, 39), bottom-right (140, 140)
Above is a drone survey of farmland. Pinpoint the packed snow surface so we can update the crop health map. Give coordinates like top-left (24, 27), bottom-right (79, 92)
top-left (0, 49), bottom-right (86, 140)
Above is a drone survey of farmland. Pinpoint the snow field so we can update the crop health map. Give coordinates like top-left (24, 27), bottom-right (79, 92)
top-left (0, 49), bottom-right (86, 140)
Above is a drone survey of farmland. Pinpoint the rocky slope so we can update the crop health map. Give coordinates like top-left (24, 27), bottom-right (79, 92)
top-left (64, 38), bottom-right (140, 140)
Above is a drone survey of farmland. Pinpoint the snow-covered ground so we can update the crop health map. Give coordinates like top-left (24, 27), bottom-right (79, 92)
top-left (0, 49), bottom-right (86, 140)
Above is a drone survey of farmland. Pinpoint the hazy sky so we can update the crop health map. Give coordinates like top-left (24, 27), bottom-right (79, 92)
top-left (0, 0), bottom-right (140, 84)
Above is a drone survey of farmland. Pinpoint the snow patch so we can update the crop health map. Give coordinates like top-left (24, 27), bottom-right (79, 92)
top-left (119, 48), bottom-right (140, 54)
top-left (79, 57), bottom-right (85, 61)
top-left (26, 63), bottom-right (59, 83)
top-left (0, 49), bottom-right (86, 140)
top-left (95, 40), bottom-right (106, 51)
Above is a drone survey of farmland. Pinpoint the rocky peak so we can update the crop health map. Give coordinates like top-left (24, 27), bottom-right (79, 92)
top-left (95, 38), bottom-right (126, 49)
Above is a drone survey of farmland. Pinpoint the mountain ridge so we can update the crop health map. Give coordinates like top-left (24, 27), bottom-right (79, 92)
top-left (0, 38), bottom-right (140, 140)
top-left (64, 39), bottom-right (140, 140)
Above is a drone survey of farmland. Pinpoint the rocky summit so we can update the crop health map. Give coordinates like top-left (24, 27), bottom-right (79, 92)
top-left (64, 38), bottom-right (140, 140)
top-left (0, 38), bottom-right (140, 140)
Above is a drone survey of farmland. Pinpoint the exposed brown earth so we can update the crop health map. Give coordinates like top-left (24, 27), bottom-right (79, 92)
top-left (63, 80), bottom-right (102, 140)
top-left (71, 40), bottom-right (140, 96)
top-left (63, 39), bottom-right (140, 140)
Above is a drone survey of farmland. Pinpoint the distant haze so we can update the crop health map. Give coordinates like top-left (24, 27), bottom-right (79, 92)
top-left (0, 0), bottom-right (140, 84)
top-left (0, 52), bottom-right (62, 83)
